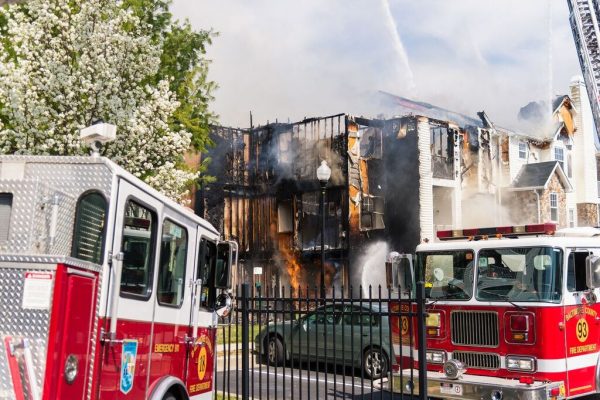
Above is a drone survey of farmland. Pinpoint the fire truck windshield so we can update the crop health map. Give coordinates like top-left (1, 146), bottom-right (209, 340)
top-left (419, 250), bottom-right (474, 300)
top-left (476, 247), bottom-right (563, 303)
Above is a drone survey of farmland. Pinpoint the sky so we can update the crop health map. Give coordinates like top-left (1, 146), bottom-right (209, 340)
top-left (171, 1), bottom-right (580, 131)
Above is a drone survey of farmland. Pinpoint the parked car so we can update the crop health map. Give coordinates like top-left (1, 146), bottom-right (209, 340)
top-left (254, 304), bottom-right (392, 379)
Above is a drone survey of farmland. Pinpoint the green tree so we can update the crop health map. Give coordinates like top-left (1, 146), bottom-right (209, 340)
top-left (123, 0), bottom-right (217, 154)
top-left (0, 0), bottom-right (217, 201)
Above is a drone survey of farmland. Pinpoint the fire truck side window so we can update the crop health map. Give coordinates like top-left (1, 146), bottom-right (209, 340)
top-left (120, 200), bottom-right (156, 299)
top-left (157, 220), bottom-right (187, 307)
top-left (72, 191), bottom-right (107, 264)
top-left (198, 238), bottom-right (217, 308)
top-left (419, 250), bottom-right (474, 300)
top-left (567, 251), bottom-right (589, 292)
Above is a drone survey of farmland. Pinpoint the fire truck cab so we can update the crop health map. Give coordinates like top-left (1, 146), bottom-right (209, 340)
top-left (0, 153), bottom-right (236, 400)
top-left (387, 223), bottom-right (600, 400)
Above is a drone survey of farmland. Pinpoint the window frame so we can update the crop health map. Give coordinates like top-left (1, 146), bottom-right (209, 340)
top-left (566, 250), bottom-right (590, 292)
top-left (197, 236), bottom-right (218, 309)
top-left (549, 192), bottom-right (558, 222)
top-left (518, 141), bottom-right (527, 159)
top-left (71, 190), bottom-right (108, 265)
top-left (119, 197), bottom-right (158, 301)
top-left (0, 192), bottom-right (14, 242)
top-left (569, 208), bottom-right (575, 228)
top-left (156, 218), bottom-right (189, 309)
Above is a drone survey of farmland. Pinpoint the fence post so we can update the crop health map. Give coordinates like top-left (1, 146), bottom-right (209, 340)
top-left (416, 281), bottom-right (427, 398)
top-left (241, 283), bottom-right (250, 400)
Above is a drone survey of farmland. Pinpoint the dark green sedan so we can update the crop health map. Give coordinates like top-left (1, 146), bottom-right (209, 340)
top-left (254, 304), bottom-right (392, 379)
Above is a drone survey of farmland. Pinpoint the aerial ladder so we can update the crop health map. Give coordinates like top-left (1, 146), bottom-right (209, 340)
top-left (568, 0), bottom-right (600, 138)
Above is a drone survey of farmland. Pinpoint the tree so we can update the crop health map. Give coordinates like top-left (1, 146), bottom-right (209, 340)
top-left (0, 0), bottom-right (216, 202)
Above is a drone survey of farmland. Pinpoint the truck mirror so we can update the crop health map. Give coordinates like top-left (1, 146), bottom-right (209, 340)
top-left (386, 251), bottom-right (400, 288)
top-left (216, 243), bottom-right (232, 289)
top-left (215, 292), bottom-right (233, 318)
top-left (586, 255), bottom-right (600, 289)
top-left (215, 241), bottom-right (238, 289)
top-left (386, 252), bottom-right (414, 296)
top-left (398, 256), bottom-right (414, 292)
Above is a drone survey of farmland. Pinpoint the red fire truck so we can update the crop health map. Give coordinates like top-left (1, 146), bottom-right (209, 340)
top-left (0, 130), bottom-right (236, 400)
top-left (387, 222), bottom-right (600, 400)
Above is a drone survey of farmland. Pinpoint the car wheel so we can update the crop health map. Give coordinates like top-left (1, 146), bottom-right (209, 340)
top-left (363, 347), bottom-right (388, 380)
top-left (267, 336), bottom-right (284, 366)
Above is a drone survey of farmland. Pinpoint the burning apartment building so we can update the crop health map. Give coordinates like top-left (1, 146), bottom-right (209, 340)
top-left (196, 79), bottom-right (599, 294)
top-left (196, 113), bottom-right (489, 293)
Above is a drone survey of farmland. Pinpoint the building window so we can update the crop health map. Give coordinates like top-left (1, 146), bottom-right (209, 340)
top-left (554, 147), bottom-right (564, 170)
top-left (550, 193), bottom-right (558, 222)
top-left (518, 141), bottom-right (527, 159)
top-left (569, 208), bottom-right (575, 228)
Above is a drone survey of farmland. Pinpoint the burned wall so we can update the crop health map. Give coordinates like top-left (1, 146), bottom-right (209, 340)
top-left (347, 117), bottom-right (421, 290)
top-left (381, 119), bottom-right (421, 253)
top-left (201, 115), bottom-right (350, 291)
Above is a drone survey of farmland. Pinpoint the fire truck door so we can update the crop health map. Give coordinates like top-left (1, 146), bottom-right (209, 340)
top-left (184, 237), bottom-right (217, 398)
top-left (564, 249), bottom-right (599, 396)
top-left (99, 179), bottom-right (162, 400)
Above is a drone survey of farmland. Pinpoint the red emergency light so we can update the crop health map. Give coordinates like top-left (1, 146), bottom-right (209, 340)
top-left (436, 222), bottom-right (557, 241)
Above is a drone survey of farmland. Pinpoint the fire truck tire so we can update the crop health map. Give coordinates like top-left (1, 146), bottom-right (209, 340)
top-left (266, 335), bottom-right (284, 366)
top-left (363, 347), bottom-right (388, 380)
top-left (161, 393), bottom-right (177, 400)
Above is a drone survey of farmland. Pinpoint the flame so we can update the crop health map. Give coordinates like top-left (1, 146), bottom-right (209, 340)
top-left (280, 244), bottom-right (302, 293)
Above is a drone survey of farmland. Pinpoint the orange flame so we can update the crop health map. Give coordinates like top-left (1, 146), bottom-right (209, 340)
top-left (280, 244), bottom-right (302, 293)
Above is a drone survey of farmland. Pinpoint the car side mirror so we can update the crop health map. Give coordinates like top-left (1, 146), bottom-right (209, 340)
top-left (586, 255), bottom-right (600, 289)
top-left (215, 292), bottom-right (233, 318)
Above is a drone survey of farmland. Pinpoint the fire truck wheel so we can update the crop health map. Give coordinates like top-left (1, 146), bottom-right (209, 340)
top-left (161, 393), bottom-right (177, 400)
top-left (266, 336), bottom-right (284, 366)
top-left (363, 347), bottom-right (388, 380)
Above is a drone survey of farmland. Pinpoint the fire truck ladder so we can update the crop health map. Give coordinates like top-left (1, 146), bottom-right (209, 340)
top-left (568, 0), bottom-right (600, 138)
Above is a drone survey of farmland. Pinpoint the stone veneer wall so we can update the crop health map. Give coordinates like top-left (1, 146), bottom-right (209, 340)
top-left (504, 173), bottom-right (567, 228)
top-left (504, 191), bottom-right (538, 225)
top-left (577, 203), bottom-right (599, 227)
top-left (539, 174), bottom-right (567, 228)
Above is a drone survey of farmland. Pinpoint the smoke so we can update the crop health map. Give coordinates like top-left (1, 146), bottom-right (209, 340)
top-left (517, 100), bottom-right (556, 137)
top-left (357, 241), bottom-right (390, 297)
top-left (461, 191), bottom-right (516, 228)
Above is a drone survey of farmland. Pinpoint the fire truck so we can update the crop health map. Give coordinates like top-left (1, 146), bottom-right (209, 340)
top-left (0, 124), bottom-right (237, 400)
top-left (386, 222), bottom-right (600, 400)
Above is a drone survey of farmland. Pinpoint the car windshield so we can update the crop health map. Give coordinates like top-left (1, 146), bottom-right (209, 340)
top-left (418, 250), bottom-right (474, 300)
top-left (476, 247), bottom-right (562, 303)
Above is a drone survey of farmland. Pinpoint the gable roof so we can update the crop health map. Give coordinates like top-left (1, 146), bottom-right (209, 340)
top-left (378, 91), bottom-right (483, 128)
top-left (509, 161), bottom-right (573, 192)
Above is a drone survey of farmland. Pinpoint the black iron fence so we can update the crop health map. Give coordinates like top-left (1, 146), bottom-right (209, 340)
top-left (215, 283), bottom-right (427, 399)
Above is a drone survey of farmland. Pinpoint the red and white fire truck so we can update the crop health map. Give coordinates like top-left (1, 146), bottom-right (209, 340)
top-left (0, 125), bottom-right (237, 400)
top-left (387, 222), bottom-right (600, 400)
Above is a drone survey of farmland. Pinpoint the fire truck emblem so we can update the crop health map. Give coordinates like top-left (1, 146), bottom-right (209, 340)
top-left (120, 339), bottom-right (138, 394)
top-left (193, 334), bottom-right (214, 381)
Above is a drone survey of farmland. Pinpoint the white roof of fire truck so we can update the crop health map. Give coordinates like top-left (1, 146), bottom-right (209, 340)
top-left (418, 223), bottom-right (600, 252)
top-left (0, 154), bottom-right (219, 236)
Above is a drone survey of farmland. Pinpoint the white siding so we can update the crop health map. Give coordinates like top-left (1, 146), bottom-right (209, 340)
top-left (508, 136), bottom-right (529, 181)
top-left (571, 78), bottom-right (599, 203)
top-left (418, 117), bottom-right (434, 242)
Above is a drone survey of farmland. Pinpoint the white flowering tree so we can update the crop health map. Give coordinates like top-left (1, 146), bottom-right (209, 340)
top-left (0, 0), bottom-right (208, 202)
